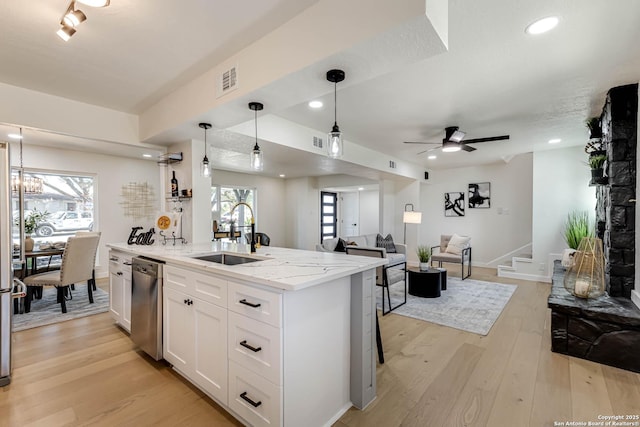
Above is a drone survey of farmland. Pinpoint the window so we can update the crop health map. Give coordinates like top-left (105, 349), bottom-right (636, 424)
top-left (12, 169), bottom-right (96, 264)
top-left (321, 191), bottom-right (337, 241)
top-left (211, 185), bottom-right (256, 236)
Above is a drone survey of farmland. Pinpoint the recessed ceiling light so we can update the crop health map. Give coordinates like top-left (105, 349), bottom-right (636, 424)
top-left (358, 187), bottom-right (364, 191)
top-left (308, 100), bottom-right (323, 109)
top-left (525, 16), bottom-right (559, 35)
top-left (279, 174), bottom-right (286, 178)
top-left (8, 133), bottom-right (22, 139)
top-left (428, 155), bottom-right (437, 159)
top-left (548, 138), bottom-right (562, 144)
top-left (143, 154), bottom-right (152, 158)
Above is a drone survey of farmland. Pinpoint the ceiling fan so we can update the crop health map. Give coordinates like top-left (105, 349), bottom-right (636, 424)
top-left (404, 126), bottom-right (510, 153)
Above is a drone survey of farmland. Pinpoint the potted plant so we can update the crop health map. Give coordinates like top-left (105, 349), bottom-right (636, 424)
top-left (563, 211), bottom-right (593, 250)
top-left (589, 153), bottom-right (607, 184)
top-left (416, 245), bottom-right (431, 271)
top-left (15, 209), bottom-right (49, 251)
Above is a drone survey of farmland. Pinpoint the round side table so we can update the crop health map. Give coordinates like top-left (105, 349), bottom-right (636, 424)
top-left (408, 268), bottom-right (442, 298)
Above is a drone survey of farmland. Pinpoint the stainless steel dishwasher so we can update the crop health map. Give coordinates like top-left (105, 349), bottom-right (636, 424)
top-left (131, 256), bottom-right (164, 360)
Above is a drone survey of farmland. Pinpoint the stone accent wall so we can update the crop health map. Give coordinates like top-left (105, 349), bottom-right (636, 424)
top-left (595, 83), bottom-right (638, 298)
top-left (548, 262), bottom-right (640, 373)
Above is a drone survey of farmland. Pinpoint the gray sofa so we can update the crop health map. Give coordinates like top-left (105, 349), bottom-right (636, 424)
top-left (315, 233), bottom-right (406, 268)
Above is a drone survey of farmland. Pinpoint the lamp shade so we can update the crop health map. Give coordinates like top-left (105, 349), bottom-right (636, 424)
top-left (403, 211), bottom-right (422, 224)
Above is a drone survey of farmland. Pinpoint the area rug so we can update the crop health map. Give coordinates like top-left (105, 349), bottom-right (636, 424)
top-left (12, 286), bottom-right (109, 332)
top-left (378, 277), bottom-right (517, 335)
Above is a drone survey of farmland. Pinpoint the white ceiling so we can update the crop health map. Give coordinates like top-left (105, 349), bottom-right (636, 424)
top-left (1, 0), bottom-right (640, 177)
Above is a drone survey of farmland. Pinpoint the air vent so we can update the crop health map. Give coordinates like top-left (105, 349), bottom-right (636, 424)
top-left (389, 160), bottom-right (396, 169)
top-left (313, 136), bottom-right (323, 149)
top-left (216, 65), bottom-right (238, 98)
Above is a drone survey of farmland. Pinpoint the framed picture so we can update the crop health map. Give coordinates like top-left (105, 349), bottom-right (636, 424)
top-left (468, 182), bottom-right (491, 208)
top-left (445, 192), bottom-right (465, 217)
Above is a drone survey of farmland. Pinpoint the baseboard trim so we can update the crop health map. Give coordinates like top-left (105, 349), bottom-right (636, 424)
top-left (498, 269), bottom-right (551, 283)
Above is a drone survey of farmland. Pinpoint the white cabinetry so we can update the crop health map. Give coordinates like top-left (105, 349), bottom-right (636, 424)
top-left (227, 281), bottom-right (283, 427)
top-left (163, 265), bottom-right (228, 404)
top-left (161, 263), bottom-right (369, 427)
top-left (108, 250), bottom-right (132, 332)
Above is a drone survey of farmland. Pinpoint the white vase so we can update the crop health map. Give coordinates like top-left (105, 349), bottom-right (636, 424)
top-left (419, 262), bottom-right (429, 271)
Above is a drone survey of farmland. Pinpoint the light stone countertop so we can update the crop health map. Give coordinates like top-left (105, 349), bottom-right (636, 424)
top-left (106, 241), bottom-right (387, 292)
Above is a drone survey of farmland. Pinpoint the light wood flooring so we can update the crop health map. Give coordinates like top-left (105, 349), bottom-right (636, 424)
top-left (2, 268), bottom-right (640, 426)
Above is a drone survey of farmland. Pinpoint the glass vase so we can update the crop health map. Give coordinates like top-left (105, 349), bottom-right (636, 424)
top-left (563, 237), bottom-right (605, 299)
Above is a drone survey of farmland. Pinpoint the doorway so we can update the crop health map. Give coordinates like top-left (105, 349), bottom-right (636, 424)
top-left (320, 191), bottom-right (337, 241)
top-left (340, 192), bottom-right (359, 237)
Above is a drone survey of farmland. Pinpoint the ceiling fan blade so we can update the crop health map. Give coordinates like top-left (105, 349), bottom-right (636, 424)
top-left (463, 135), bottom-right (510, 144)
top-left (417, 146), bottom-right (440, 155)
top-left (461, 144), bottom-right (477, 152)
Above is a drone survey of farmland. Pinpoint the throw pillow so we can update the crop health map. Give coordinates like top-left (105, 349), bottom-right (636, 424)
top-left (334, 238), bottom-right (346, 252)
top-left (376, 233), bottom-right (397, 253)
top-left (446, 233), bottom-right (470, 255)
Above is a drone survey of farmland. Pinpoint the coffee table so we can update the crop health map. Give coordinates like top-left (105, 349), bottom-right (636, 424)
top-left (408, 268), bottom-right (447, 298)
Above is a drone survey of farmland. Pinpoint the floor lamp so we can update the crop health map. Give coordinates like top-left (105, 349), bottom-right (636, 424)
top-left (403, 203), bottom-right (422, 244)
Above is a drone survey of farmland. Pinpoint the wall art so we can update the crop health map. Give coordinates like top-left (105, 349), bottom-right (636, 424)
top-left (445, 192), bottom-right (465, 217)
top-left (468, 182), bottom-right (491, 208)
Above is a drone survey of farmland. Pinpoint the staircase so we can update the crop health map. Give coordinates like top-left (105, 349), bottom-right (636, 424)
top-left (497, 253), bottom-right (533, 279)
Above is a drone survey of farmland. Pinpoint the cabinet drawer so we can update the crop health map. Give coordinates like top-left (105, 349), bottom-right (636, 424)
top-left (228, 281), bottom-right (281, 328)
top-left (228, 311), bottom-right (282, 385)
top-left (164, 265), bottom-right (227, 308)
top-left (228, 361), bottom-right (282, 427)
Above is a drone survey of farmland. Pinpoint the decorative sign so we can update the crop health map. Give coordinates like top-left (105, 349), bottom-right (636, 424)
top-left (128, 227), bottom-right (155, 245)
top-left (157, 215), bottom-right (171, 230)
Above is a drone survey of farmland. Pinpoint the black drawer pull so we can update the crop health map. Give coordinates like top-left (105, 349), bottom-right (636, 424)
top-left (116, 272), bottom-right (123, 276)
top-left (240, 392), bottom-right (262, 408)
top-left (123, 262), bottom-right (132, 266)
top-left (239, 299), bottom-right (261, 308)
top-left (240, 340), bottom-right (262, 353)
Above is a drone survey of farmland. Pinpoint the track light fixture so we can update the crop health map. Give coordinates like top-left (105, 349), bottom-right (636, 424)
top-left (63, 8), bottom-right (87, 27)
top-left (249, 102), bottom-right (264, 171)
top-left (76, 0), bottom-right (110, 6)
top-left (56, 25), bottom-right (76, 42)
top-left (199, 123), bottom-right (212, 178)
top-left (326, 69), bottom-right (345, 159)
top-left (56, 0), bottom-right (109, 41)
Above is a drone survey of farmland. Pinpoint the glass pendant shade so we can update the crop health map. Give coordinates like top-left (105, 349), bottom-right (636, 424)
top-left (328, 124), bottom-right (343, 158)
top-left (563, 237), bottom-right (606, 299)
top-left (198, 122), bottom-right (212, 178)
top-left (326, 69), bottom-right (345, 159)
top-left (251, 144), bottom-right (263, 171)
top-left (248, 102), bottom-right (264, 171)
top-left (201, 156), bottom-right (210, 177)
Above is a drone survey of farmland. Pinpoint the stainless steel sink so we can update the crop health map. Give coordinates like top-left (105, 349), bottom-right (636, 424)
top-left (192, 253), bottom-right (261, 265)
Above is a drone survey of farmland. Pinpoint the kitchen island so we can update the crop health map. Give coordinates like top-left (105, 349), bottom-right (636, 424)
top-left (106, 241), bottom-right (386, 427)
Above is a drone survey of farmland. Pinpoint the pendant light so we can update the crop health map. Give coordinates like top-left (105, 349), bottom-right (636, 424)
top-left (249, 102), bottom-right (264, 171)
top-left (198, 123), bottom-right (212, 178)
top-left (326, 69), bottom-right (345, 159)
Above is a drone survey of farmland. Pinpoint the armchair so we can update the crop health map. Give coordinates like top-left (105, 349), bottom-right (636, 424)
top-left (430, 234), bottom-right (472, 280)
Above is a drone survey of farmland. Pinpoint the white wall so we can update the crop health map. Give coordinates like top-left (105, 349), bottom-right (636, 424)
top-left (523, 146), bottom-right (596, 278)
top-left (419, 153), bottom-right (533, 266)
top-left (358, 190), bottom-right (379, 235)
top-left (12, 143), bottom-right (160, 278)
top-left (285, 177), bottom-right (318, 250)
top-left (213, 170), bottom-right (286, 247)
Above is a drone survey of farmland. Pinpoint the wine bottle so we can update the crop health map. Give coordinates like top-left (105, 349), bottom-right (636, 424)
top-left (171, 171), bottom-right (179, 197)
